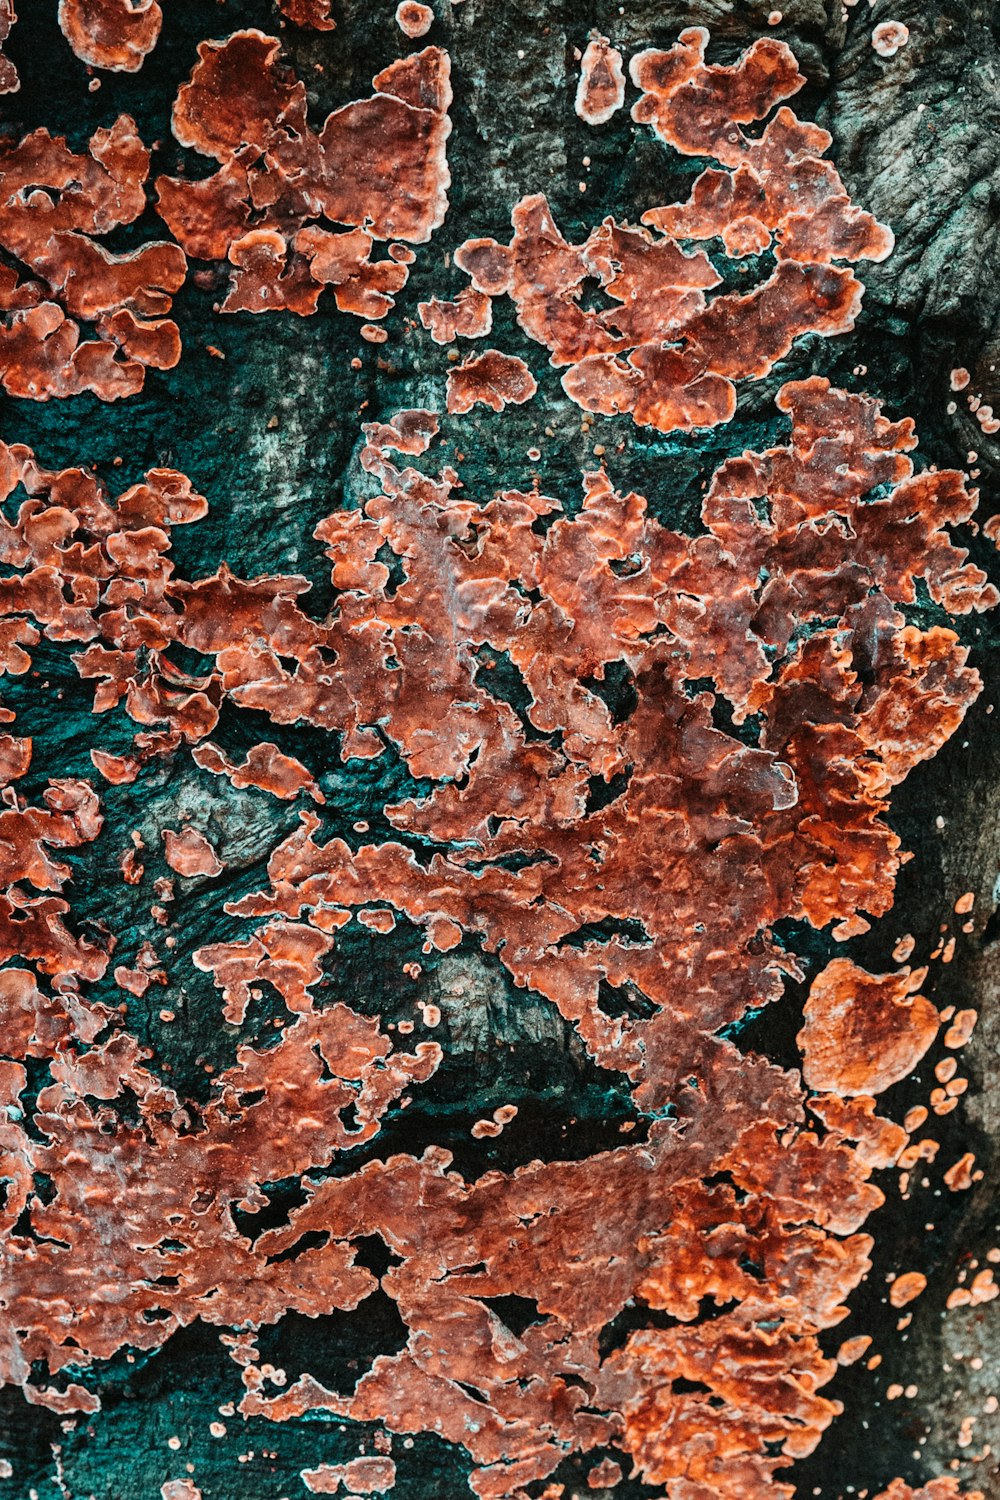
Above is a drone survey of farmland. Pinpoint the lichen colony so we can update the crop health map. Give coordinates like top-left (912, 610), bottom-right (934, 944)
top-left (0, 7), bottom-right (995, 1500)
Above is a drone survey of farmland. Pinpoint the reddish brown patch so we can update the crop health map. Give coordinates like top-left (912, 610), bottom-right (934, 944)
top-left (889, 1270), bottom-right (927, 1308)
top-left (587, 1458), bottom-right (622, 1489)
top-left (277, 0), bottom-right (336, 28)
top-left (193, 741), bottom-right (324, 803)
top-left (446, 349), bottom-right (537, 412)
top-left (0, 26), bottom-right (990, 1498)
top-left (418, 287), bottom-right (492, 344)
top-left (453, 30), bottom-right (891, 433)
top-left (799, 960), bottom-right (940, 1097)
top-left (575, 35), bottom-right (626, 125)
top-left (162, 827), bottom-right (223, 878)
top-left (303, 1458), bottom-right (397, 1494)
top-left (395, 1), bottom-right (433, 38)
top-left (156, 34), bottom-right (451, 319)
top-left (0, 118), bottom-right (186, 399)
top-left (0, 0), bottom-right (18, 93)
top-left (943, 1152), bottom-right (976, 1191)
top-left (58, 0), bottom-right (163, 72)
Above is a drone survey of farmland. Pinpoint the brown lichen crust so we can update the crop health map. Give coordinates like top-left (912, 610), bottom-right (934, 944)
top-left (0, 23), bottom-right (991, 1500)
top-left (0, 363), bottom-right (991, 1496)
top-left (278, 0), bottom-right (336, 29)
top-left (800, 959), bottom-right (941, 1096)
top-left (575, 34), bottom-right (626, 125)
top-left (445, 349), bottom-right (537, 412)
top-left (56, 0), bottom-right (335, 72)
top-left (0, 0), bottom-right (18, 92)
top-left (455, 27), bottom-right (892, 433)
top-left (156, 32), bottom-right (451, 318)
top-left (0, 117), bottom-right (186, 399)
top-left (58, 0), bottom-right (163, 73)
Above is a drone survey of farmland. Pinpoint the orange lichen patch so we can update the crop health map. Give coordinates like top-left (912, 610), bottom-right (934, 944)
top-left (0, 967), bottom-right (112, 1059)
top-left (453, 31), bottom-right (891, 433)
top-left (360, 407), bottom-right (439, 456)
top-left (205, 380), bottom-right (987, 1115)
top-left (587, 1458), bottom-right (622, 1489)
top-left (194, 920), bottom-right (335, 1022)
top-left (598, 1301), bottom-right (842, 1492)
top-left (836, 1334), bottom-right (872, 1366)
top-left (630, 28), bottom-right (804, 161)
top-left (193, 740), bottom-right (324, 803)
top-left (0, 443), bottom-right (214, 746)
top-left (0, 732), bottom-right (31, 784)
top-left (0, 117), bottom-right (186, 399)
top-left (944, 1007), bottom-right (977, 1047)
top-left (889, 1271), bottom-right (927, 1308)
top-left (235, 1053), bottom-right (878, 1496)
top-left (452, 30), bottom-right (893, 435)
top-left (0, 1002), bottom-right (440, 1410)
top-left (156, 34), bottom-right (451, 320)
top-left (897, 1138), bottom-right (939, 1170)
top-left (0, 63), bottom-right (991, 1480)
top-left (357, 908), bottom-right (396, 933)
top-left (0, 0), bottom-right (18, 93)
top-left (808, 1094), bottom-right (906, 1168)
top-left (446, 349), bottom-right (537, 413)
top-left (946, 1271), bottom-right (997, 1311)
top-left (277, 0), bottom-right (336, 28)
top-left (162, 827), bottom-right (224, 878)
top-left (575, 35), bottom-right (626, 125)
top-left (798, 961), bottom-right (939, 1097)
top-left (303, 1458), bottom-right (397, 1493)
top-left (418, 287), bottom-right (492, 343)
top-left (58, 0), bottom-right (163, 72)
top-left (944, 1152), bottom-right (977, 1191)
top-left (161, 1481), bottom-right (202, 1500)
top-left (395, 1), bottom-right (433, 38)
top-left (872, 21), bottom-right (910, 58)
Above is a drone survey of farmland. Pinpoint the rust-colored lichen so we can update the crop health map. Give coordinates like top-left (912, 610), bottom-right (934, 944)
top-left (2, 350), bottom-right (987, 1486)
top-left (58, 0), bottom-right (163, 73)
top-left (872, 21), bottom-right (910, 58)
top-left (303, 1457), bottom-right (397, 1493)
top-left (162, 827), bottom-right (223, 878)
top-left (0, 0), bottom-right (18, 93)
top-left (889, 1271), bottom-right (928, 1308)
top-left (0, 117), bottom-right (186, 399)
top-left (454, 29), bottom-right (892, 432)
top-left (445, 349), bottom-right (538, 412)
top-left (395, 1), bottom-right (433, 39)
top-left (156, 32), bottom-right (451, 319)
top-left (0, 22), bottom-right (991, 1500)
top-left (278, 0), bottom-right (336, 28)
top-left (55, 0), bottom-right (335, 73)
top-left (799, 960), bottom-right (940, 1097)
top-left (575, 35), bottom-right (626, 126)
top-left (418, 286), bottom-right (492, 344)
top-left (193, 740), bottom-right (325, 803)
